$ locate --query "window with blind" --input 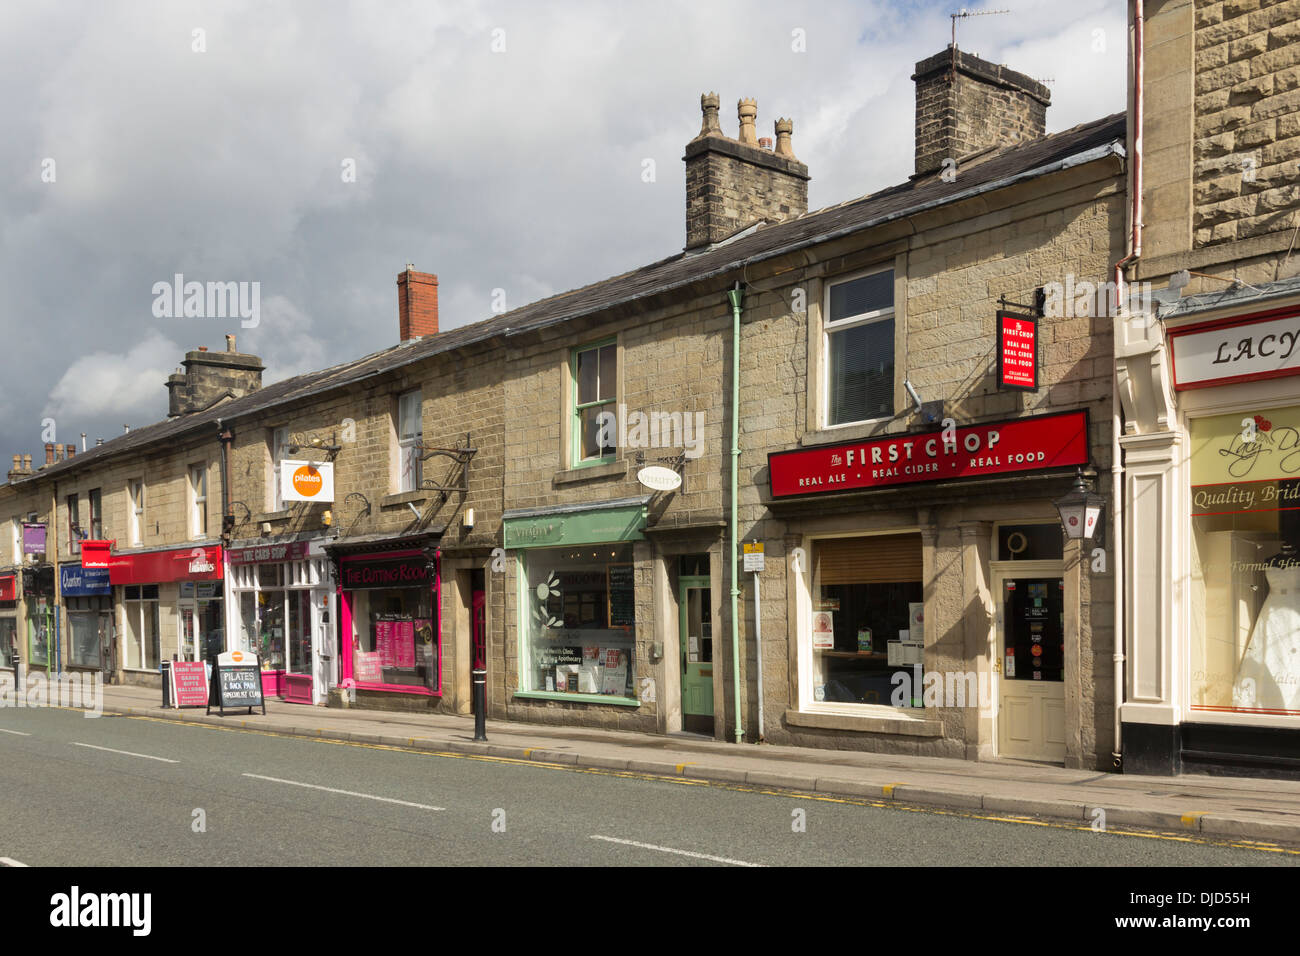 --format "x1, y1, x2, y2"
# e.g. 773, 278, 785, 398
825, 268, 895, 426
810, 534, 923, 708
